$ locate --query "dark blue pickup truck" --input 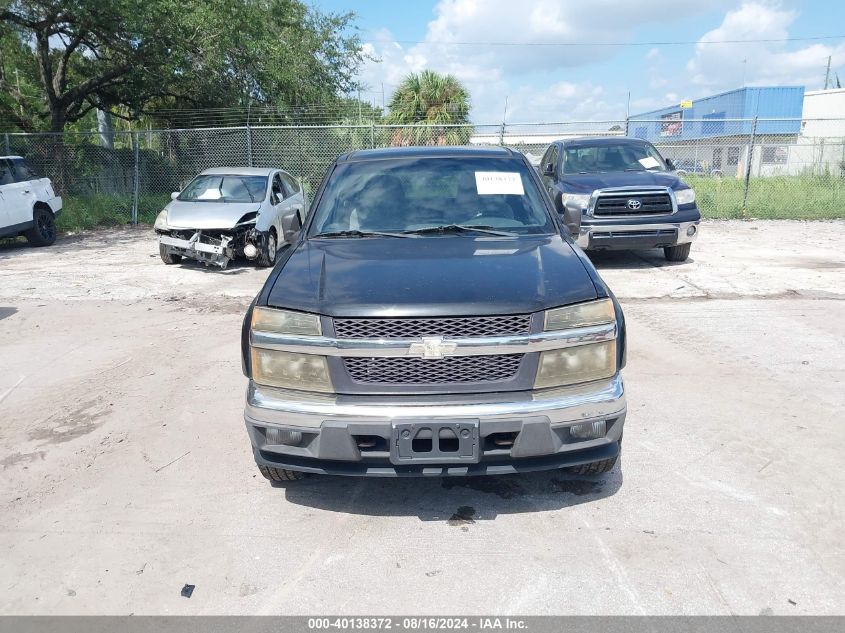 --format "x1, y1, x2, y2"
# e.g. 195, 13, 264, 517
539, 137, 700, 261
242, 146, 626, 481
